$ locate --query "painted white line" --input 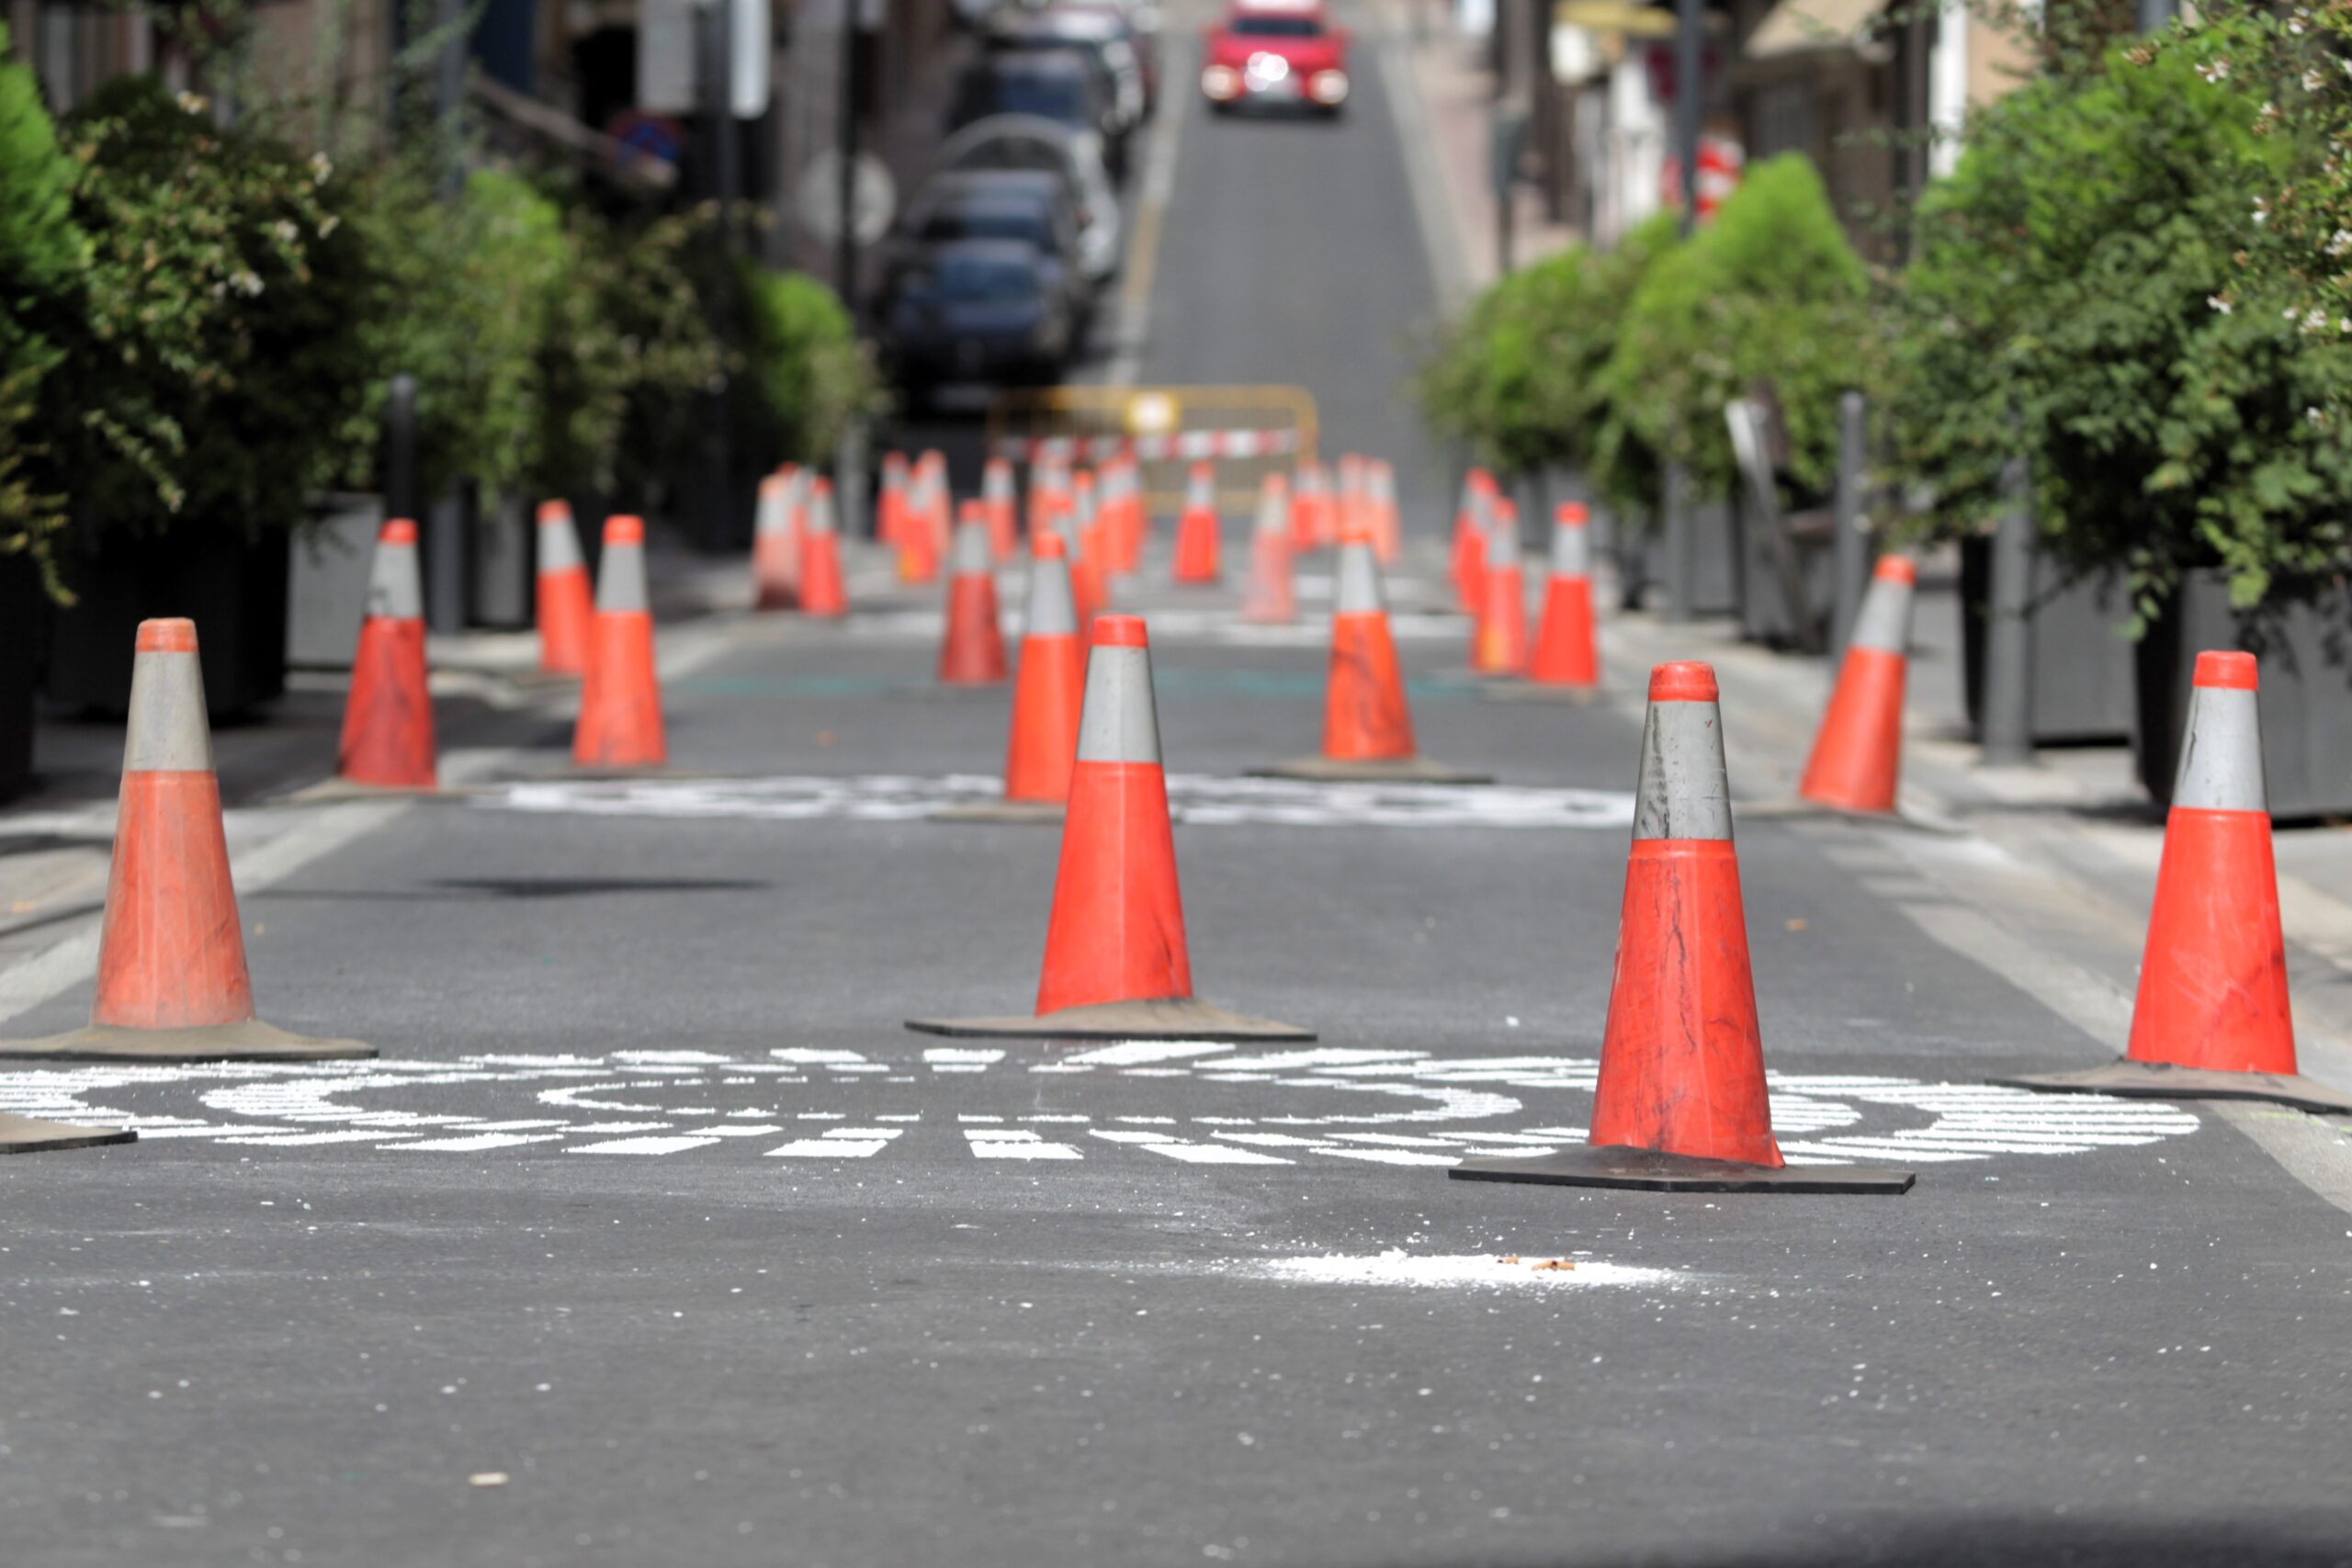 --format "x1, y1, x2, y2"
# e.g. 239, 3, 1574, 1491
391, 1134, 566, 1153
1066, 1041, 1233, 1066
966, 1129, 1084, 1160
1240, 1252, 1674, 1290
571, 1135, 725, 1156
